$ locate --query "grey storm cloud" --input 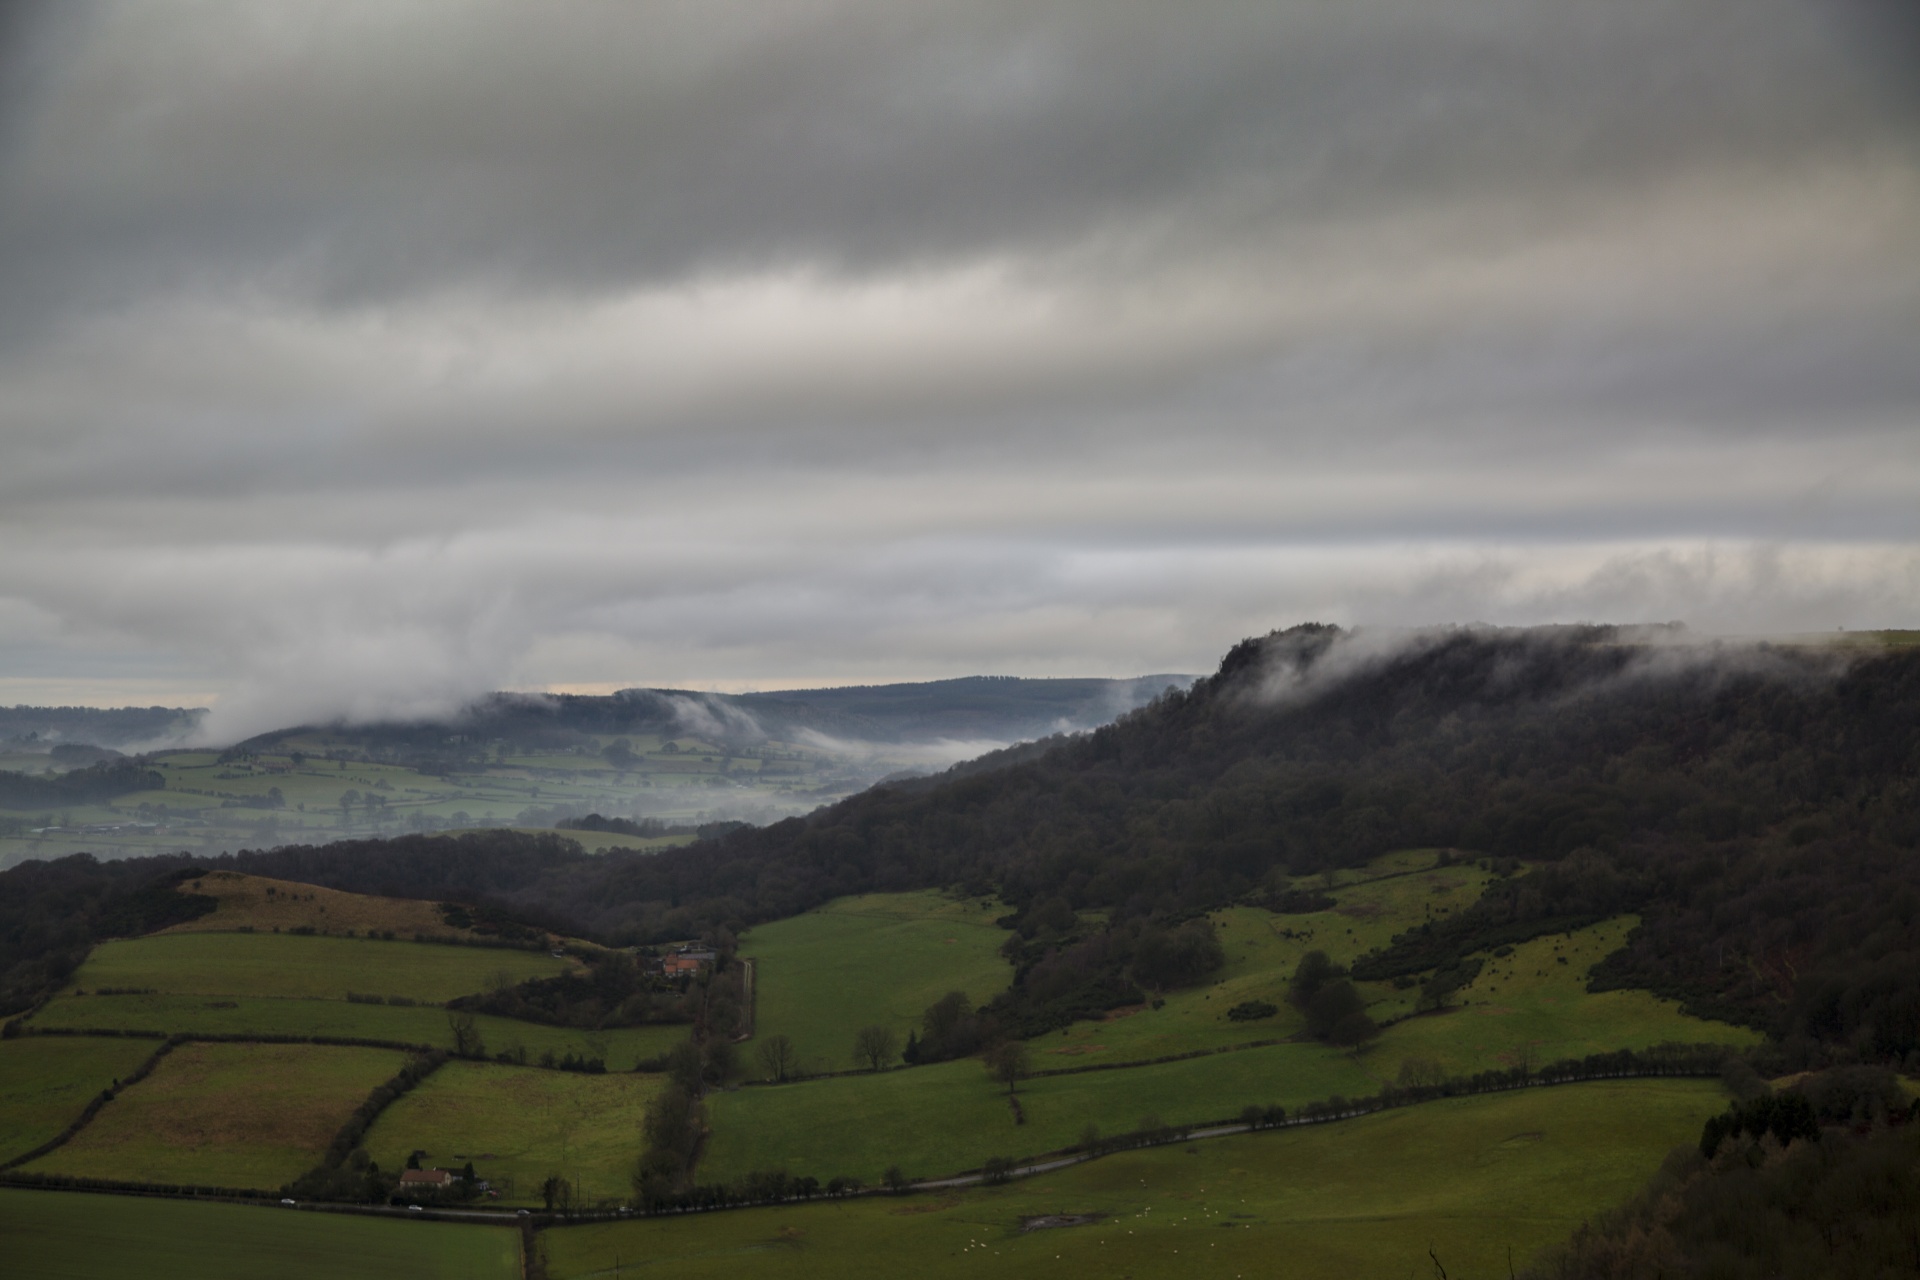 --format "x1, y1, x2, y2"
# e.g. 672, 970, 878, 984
0, 0, 1915, 735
